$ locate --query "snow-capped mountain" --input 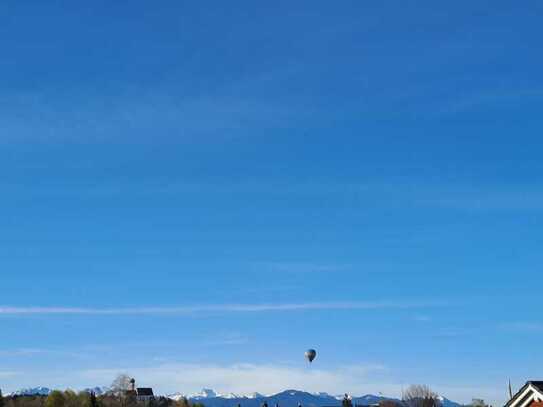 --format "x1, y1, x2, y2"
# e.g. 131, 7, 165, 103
166, 389, 462, 407
165, 389, 396, 407
437, 396, 463, 407
168, 389, 246, 401
82, 387, 110, 396
8, 387, 52, 396
192, 389, 220, 400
